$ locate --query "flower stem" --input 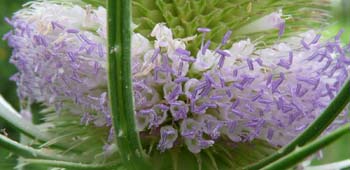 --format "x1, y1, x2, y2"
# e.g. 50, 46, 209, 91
107, 0, 150, 169
21, 159, 121, 170
261, 123, 350, 170
244, 80, 350, 170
